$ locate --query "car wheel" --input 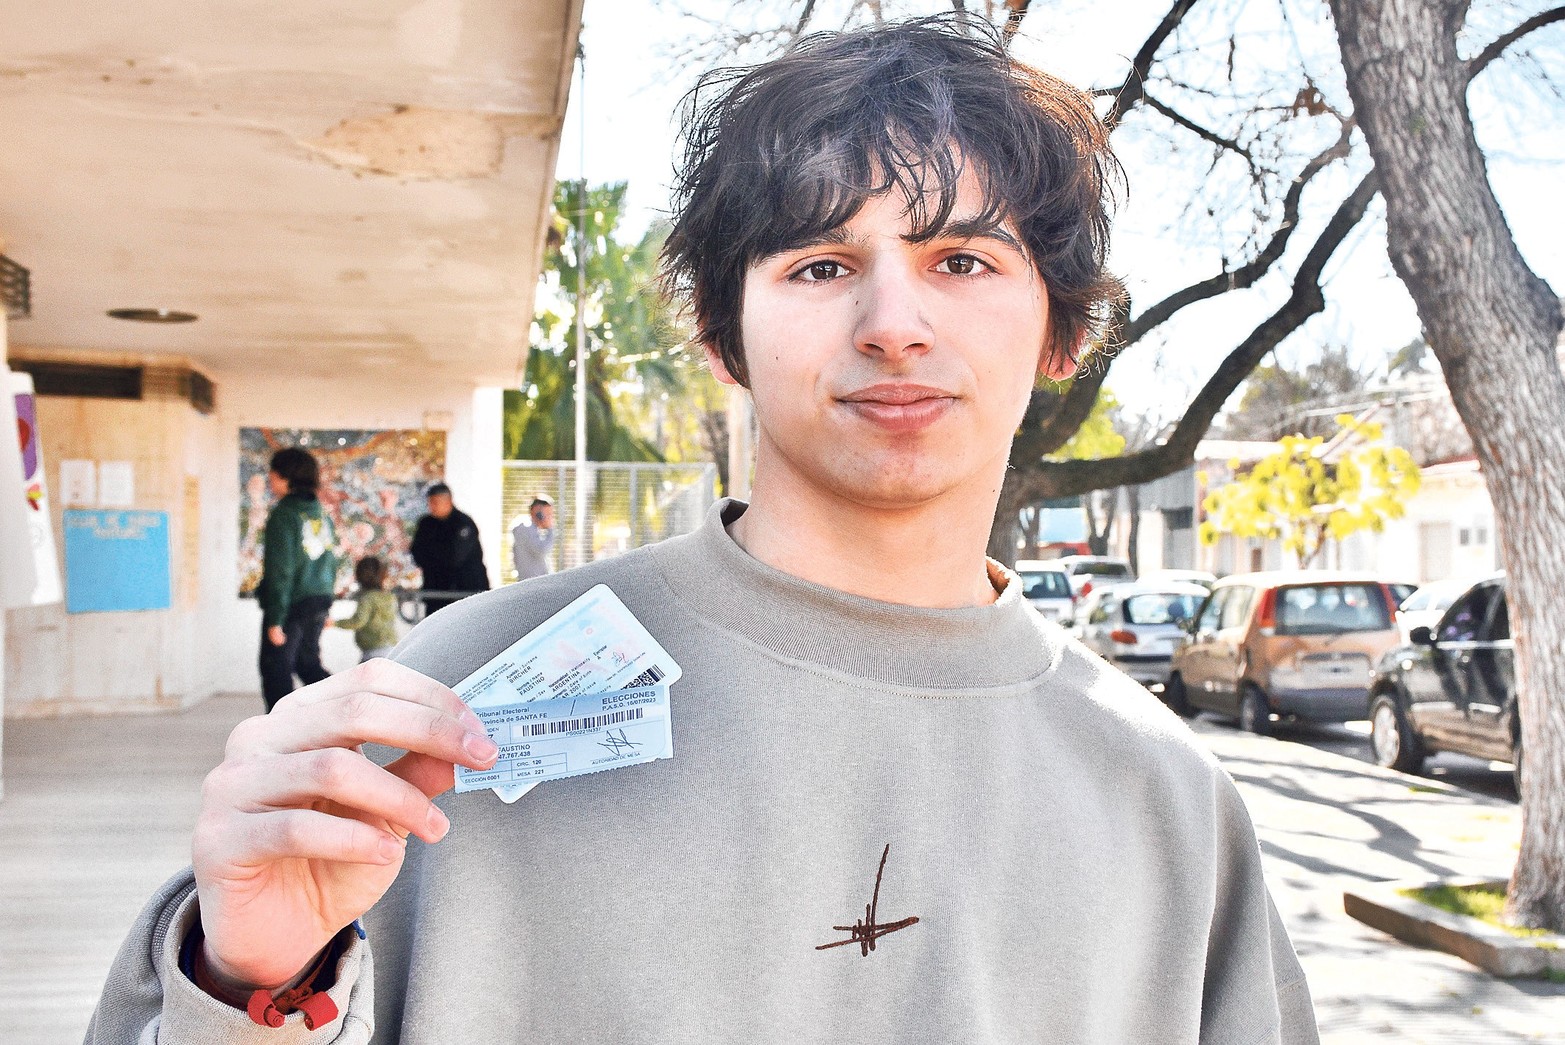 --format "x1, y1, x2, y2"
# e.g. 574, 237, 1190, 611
1239, 685, 1272, 736
1164, 673, 1195, 718
1369, 692, 1426, 774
